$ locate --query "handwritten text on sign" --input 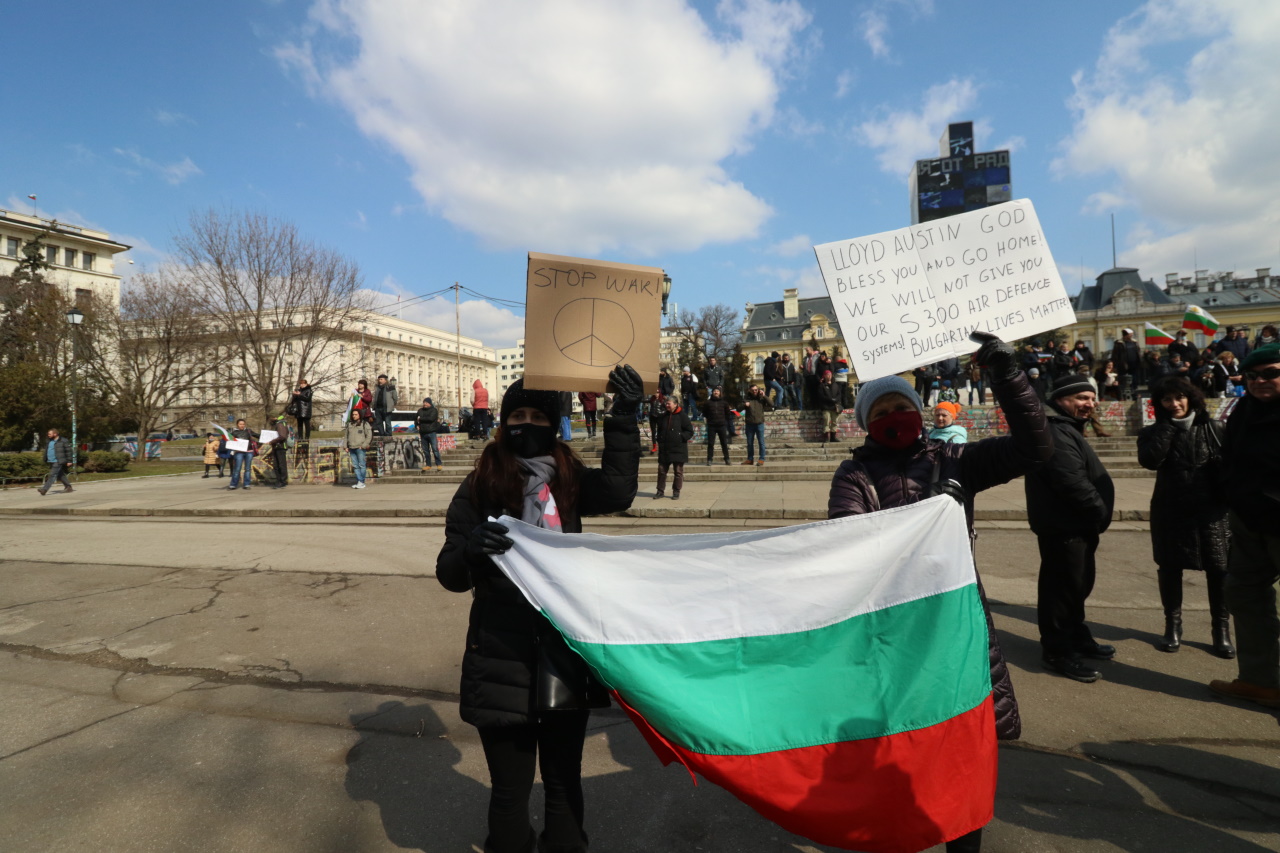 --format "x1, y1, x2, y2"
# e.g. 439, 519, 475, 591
813, 200, 1075, 382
